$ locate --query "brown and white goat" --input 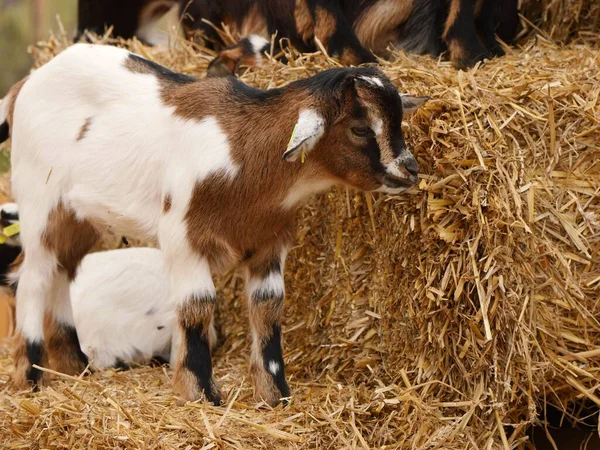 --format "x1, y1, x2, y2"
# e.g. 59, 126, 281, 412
1, 43, 428, 405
